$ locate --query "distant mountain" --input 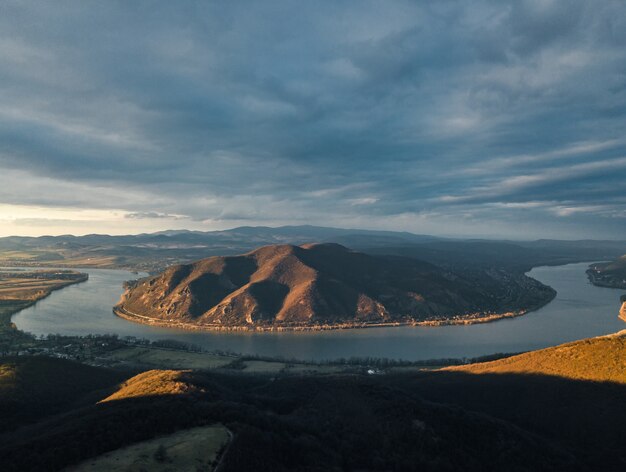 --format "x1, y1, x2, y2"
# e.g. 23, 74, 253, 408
0, 225, 439, 250
0, 225, 623, 274
115, 243, 555, 330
